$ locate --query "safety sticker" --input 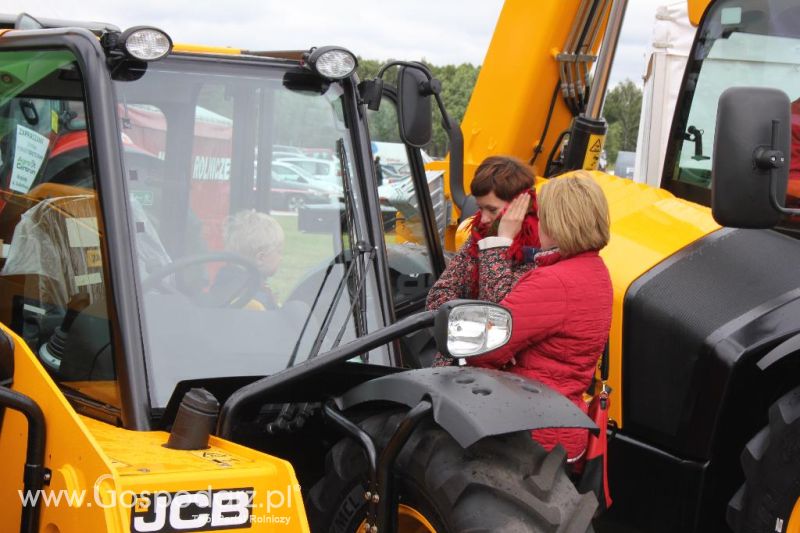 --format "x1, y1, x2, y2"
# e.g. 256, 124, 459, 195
65, 217, 100, 248
191, 450, 241, 468
131, 190, 154, 206
9, 125, 49, 194
582, 134, 604, 170
86, 248, 103, 268
75, 273, 102, 287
